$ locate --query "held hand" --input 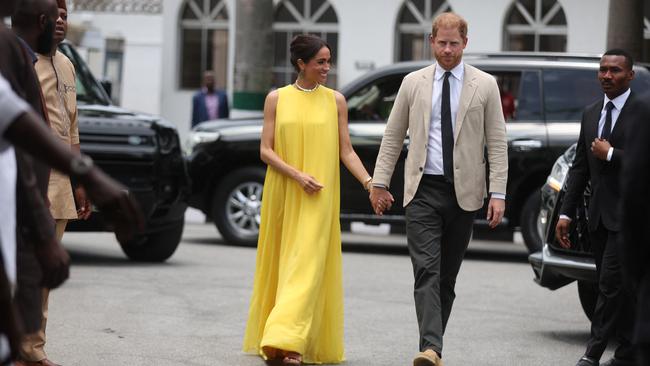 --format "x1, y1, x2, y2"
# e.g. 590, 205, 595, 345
369, 187, 394, 216
555, 218, 572, 249
591, 138, 611, 161
296, 172, 324, 194
486, 198, 505, 228
81, 168, 144, 244
34, 239, 70, 289
74, 186, 92, 220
